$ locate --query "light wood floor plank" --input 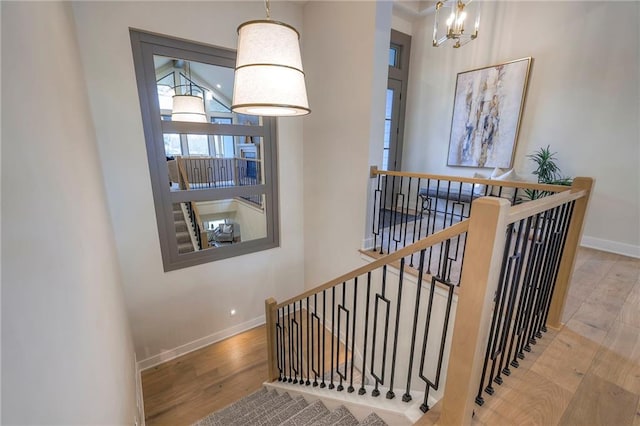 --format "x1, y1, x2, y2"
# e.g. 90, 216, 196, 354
590, 320, 640, 395
559, 373, 638, 426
